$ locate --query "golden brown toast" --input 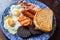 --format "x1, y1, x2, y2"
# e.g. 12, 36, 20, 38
33, 8, 53, 32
